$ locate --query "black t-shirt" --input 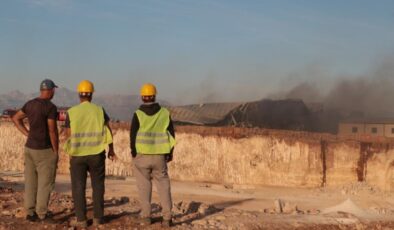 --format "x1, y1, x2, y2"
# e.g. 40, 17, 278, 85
21, 98, 57, 150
